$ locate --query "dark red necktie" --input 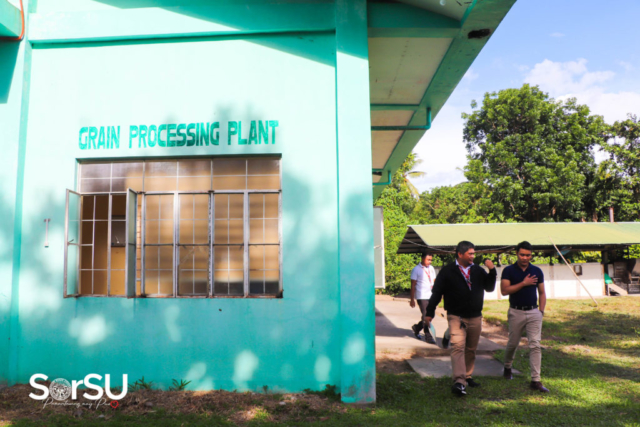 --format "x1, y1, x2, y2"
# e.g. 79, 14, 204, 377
458, 266, 472, 290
